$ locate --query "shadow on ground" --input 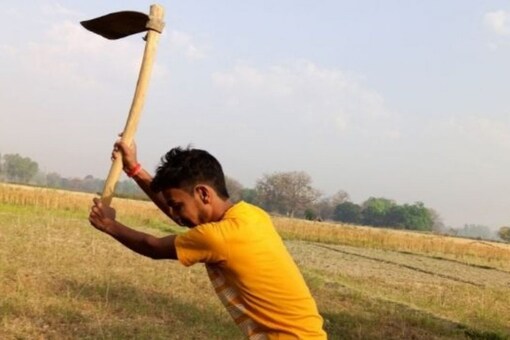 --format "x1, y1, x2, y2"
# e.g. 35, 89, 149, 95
315, 280, 508, 340
39, 277, 241, 339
